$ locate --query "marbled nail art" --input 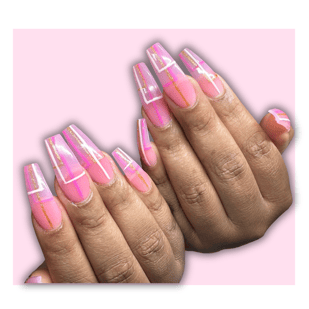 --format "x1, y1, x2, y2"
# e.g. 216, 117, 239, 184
179, 48, 224, 98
